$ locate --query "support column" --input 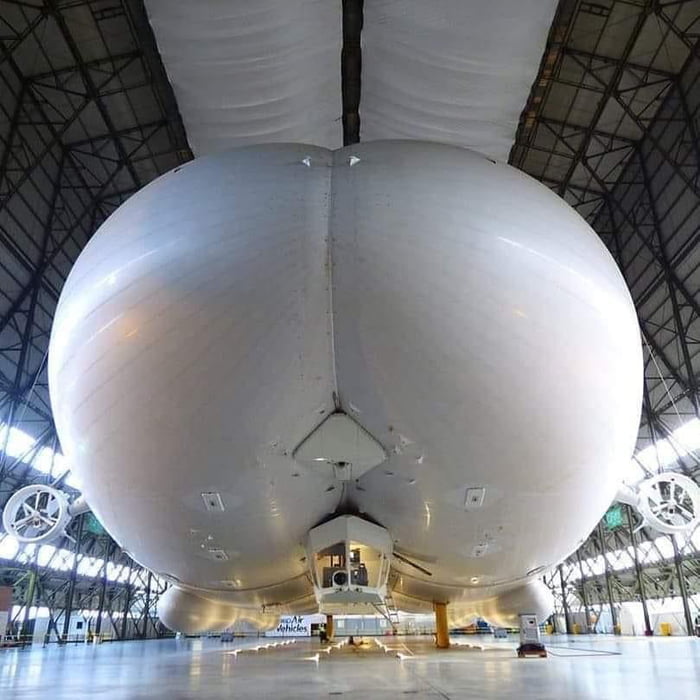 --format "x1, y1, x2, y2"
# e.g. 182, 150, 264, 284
142, 571, 153, 638
671, 536, 693, 636
325, 614, 334, 640
626, 506, 652, 636
558, 565, 573, 634
61, 514, 84, 642
597, 523, 618, 633
21, 565, 37, 643
575, 551, 593, 633
95, 552, 109, 636
434, 601, 449, 649
120, 565, 132, 640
